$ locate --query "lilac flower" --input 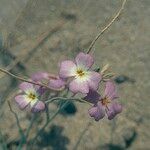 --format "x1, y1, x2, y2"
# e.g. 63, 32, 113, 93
48, 76, 66, 90
85, 81, 122, 121
31, 72, 49, 82
31, 72, 66, 90
59, 52, 101, 94
15, 82, 45, 112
